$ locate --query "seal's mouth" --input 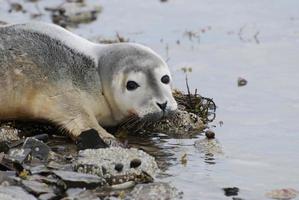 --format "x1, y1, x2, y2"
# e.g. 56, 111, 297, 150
118, 110, 178, 133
